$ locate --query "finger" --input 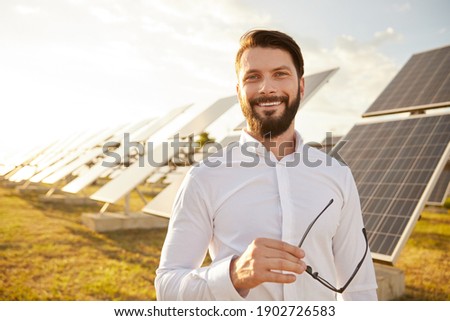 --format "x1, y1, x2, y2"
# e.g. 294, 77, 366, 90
265, 257, 307, 274
262, 247, 304, 264
256, 238, 305, 259
264, 270, 298, 284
